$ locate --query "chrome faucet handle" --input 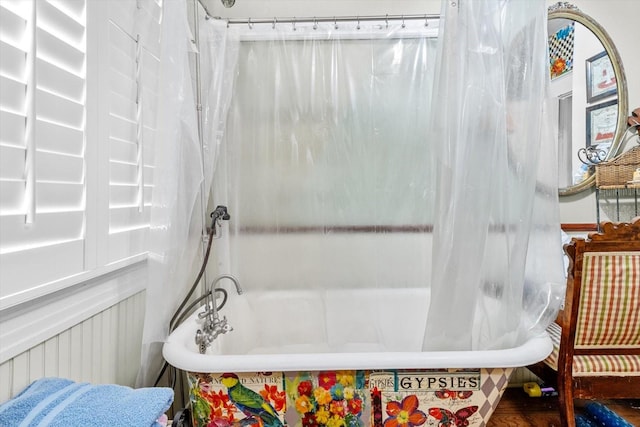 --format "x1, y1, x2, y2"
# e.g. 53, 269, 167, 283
194, 316, 233, 354
215, 315, 232, 332
197, 303, 219, 322
209, 316, 230, 340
